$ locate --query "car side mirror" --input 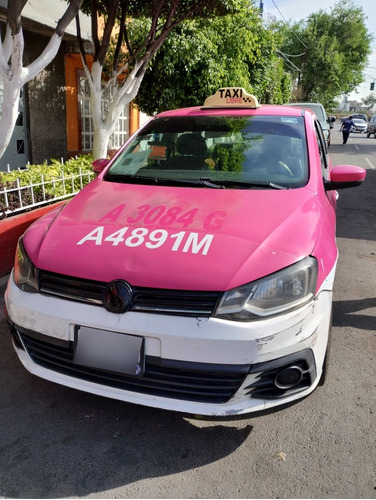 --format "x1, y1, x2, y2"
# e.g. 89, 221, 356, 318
92, 158, 110, 175
324, 165, 366, 191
